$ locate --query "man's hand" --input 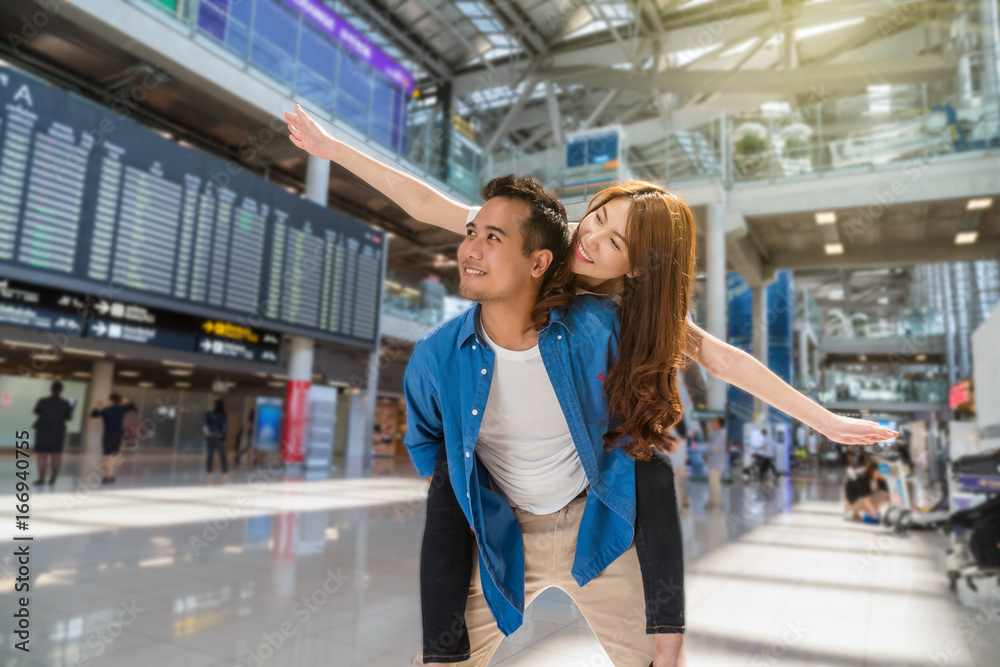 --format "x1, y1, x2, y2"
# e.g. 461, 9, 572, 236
285, 104, 335, 160
821, 415, 898, 445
